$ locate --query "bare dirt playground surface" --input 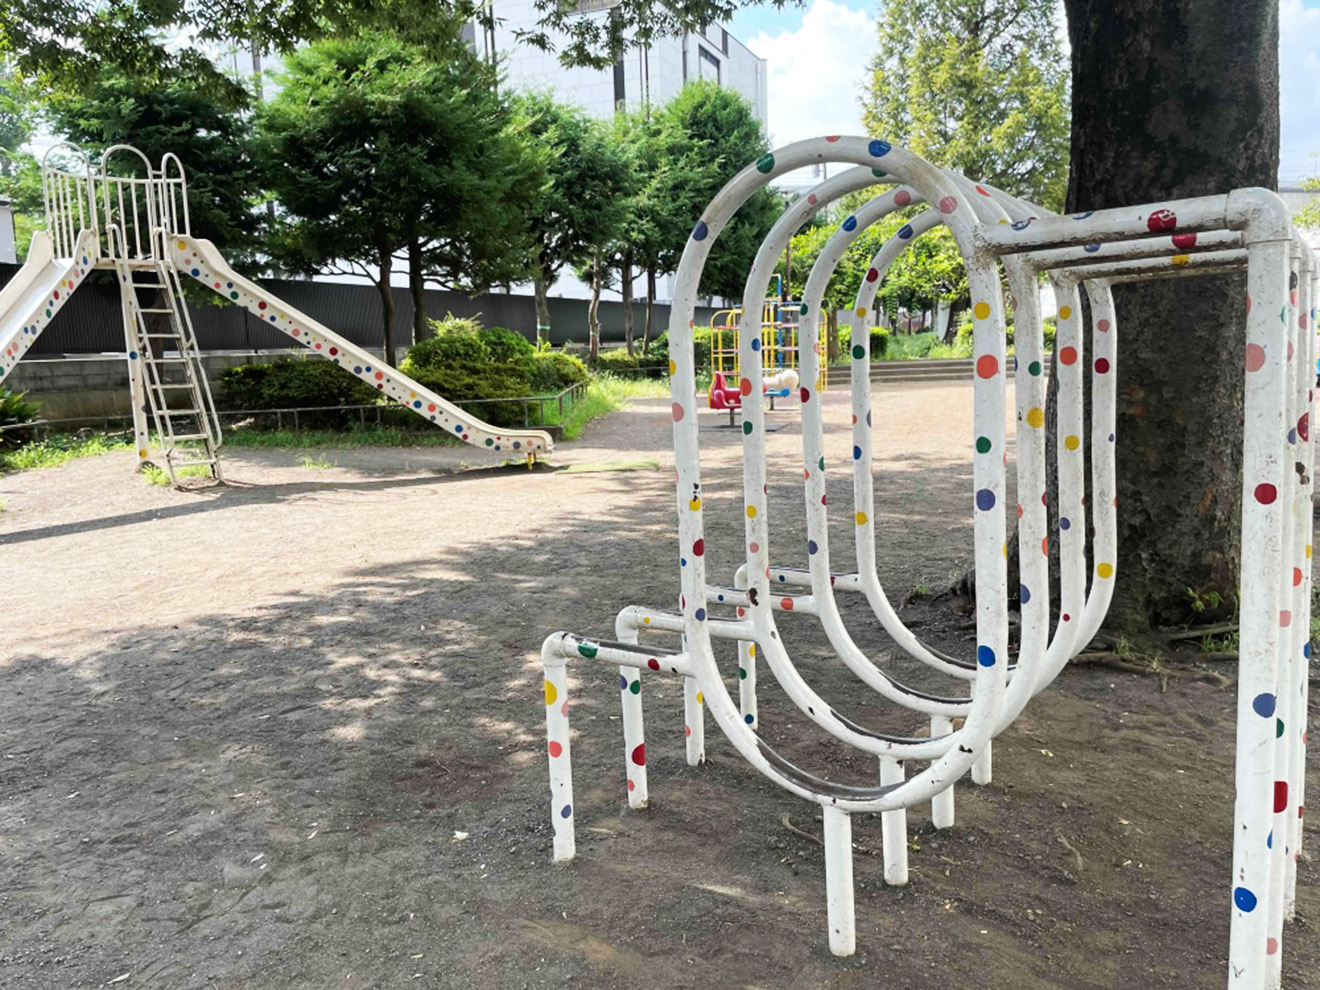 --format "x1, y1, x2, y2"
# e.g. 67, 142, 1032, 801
1, 382, 1317, 989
